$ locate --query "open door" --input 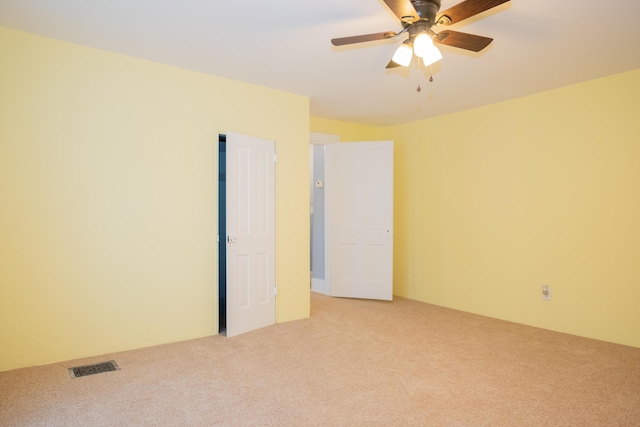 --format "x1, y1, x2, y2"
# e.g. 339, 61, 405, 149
325, 141, 393, 300
225, 132, 276, 337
